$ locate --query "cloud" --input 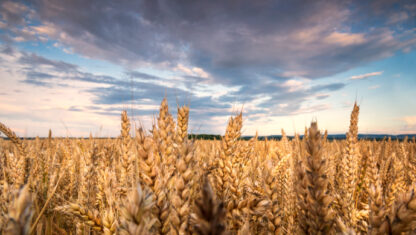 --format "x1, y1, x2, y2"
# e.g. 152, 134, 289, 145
222, 80, 345, 117
389, 11, 409, 24
1, 1, 415, 135
0, 45, 349, 135
324, 32, 366, 46
350, 71, 384, 80
311, 83, 346, 92
0, 46, 232, 120
126, 71, 164, 81
280, 79, 305, 92
315, 94, 330, 100
368, 85, 381, 90
18, 53, 78, 72
1, 0, 414, 87
403, 116, 416, 126
174, 64, 210, 79
0, 1, 29, 25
